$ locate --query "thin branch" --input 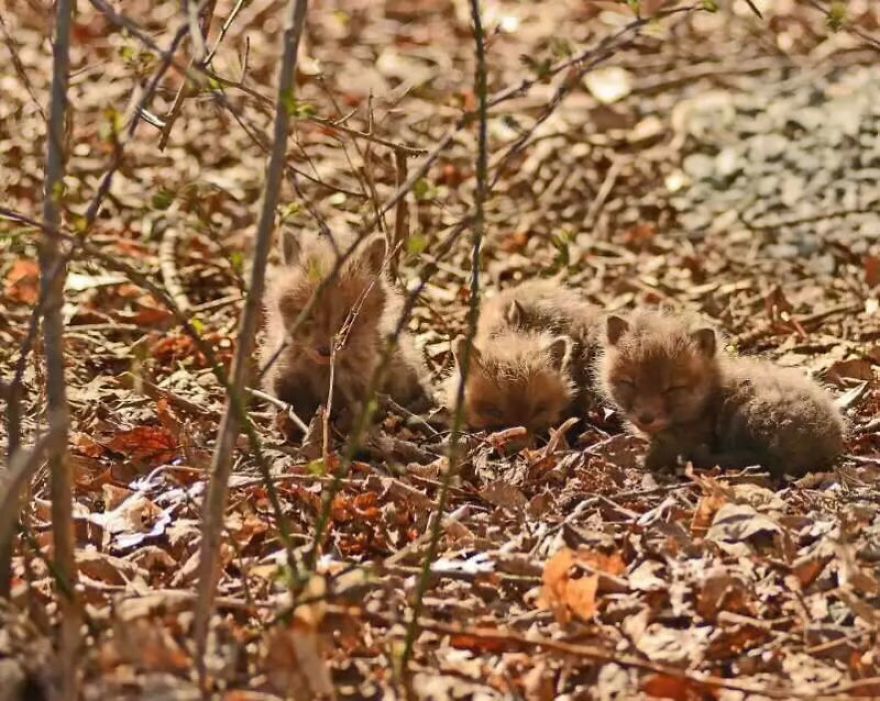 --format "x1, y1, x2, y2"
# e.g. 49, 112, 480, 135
0, 12, 46, 122
158, 0, 218, 150
194, 0, 310, 677
41, 0, 79, 693
0, 207, 297, 639
3, 22, 188, 472
204, 0, 247, 65
798, 0, 880, 51
354, 609, 814, 700
402, 0, 489, 669
390, 149, 409, 279
0, 436, 51, 597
